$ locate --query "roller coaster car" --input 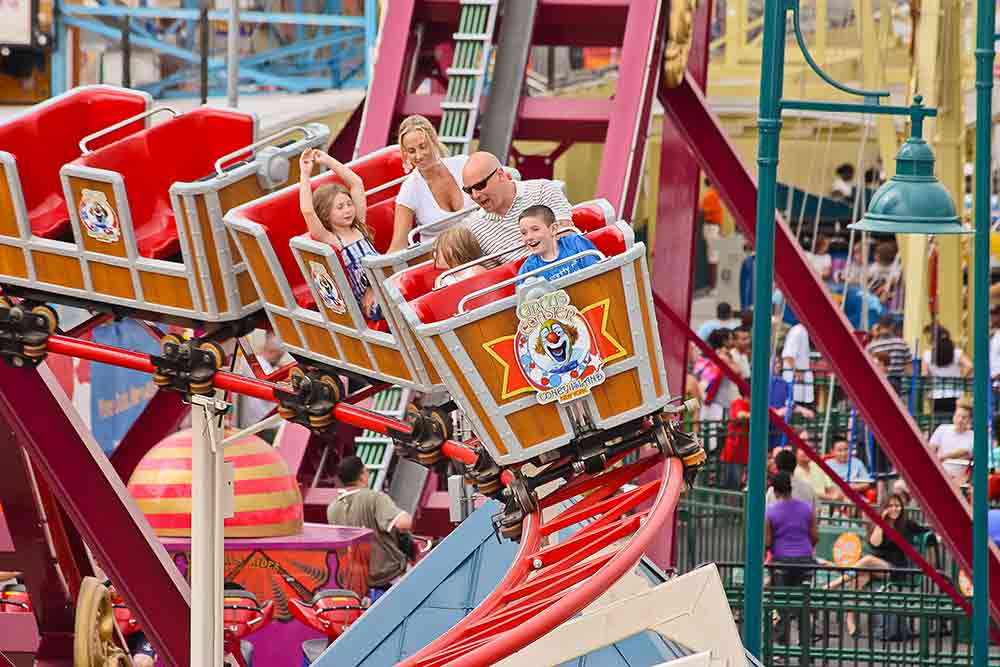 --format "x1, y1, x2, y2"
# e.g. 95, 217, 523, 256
392, 220, 670, 477
224, 146, 427, 389
0, 583, 31, 613
223, 589, 274, 667
288, 588, 364, 642
226, 182, 613, 396
0, 87, 330, 327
